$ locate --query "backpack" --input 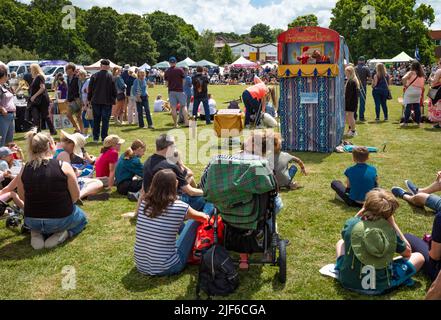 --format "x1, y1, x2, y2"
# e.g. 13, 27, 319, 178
188, 215, 225, 265
196, 210, 239, 299
196, 244, 239, 299
195, 76, 204, 94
